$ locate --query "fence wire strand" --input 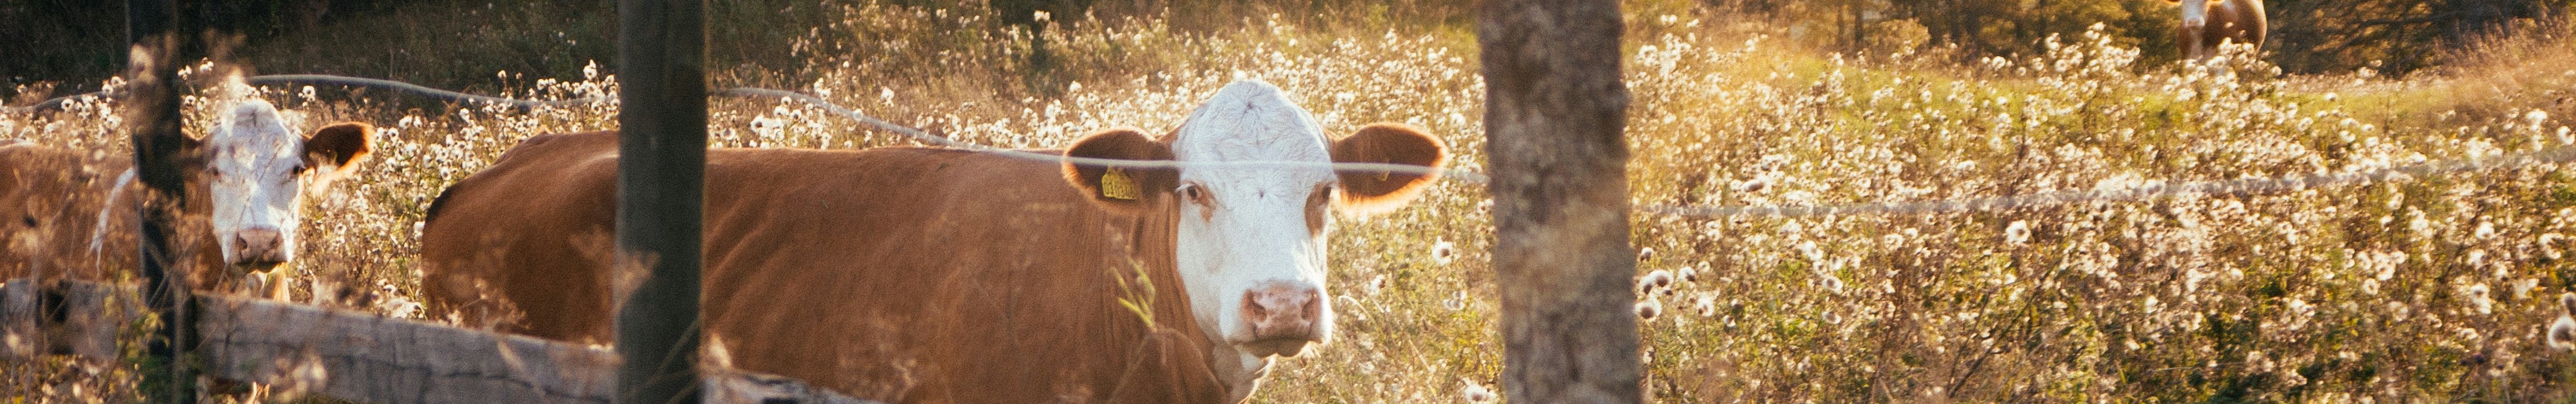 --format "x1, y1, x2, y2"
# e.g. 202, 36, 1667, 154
11, 74, 2566, 219
1643, 147, 2576, 218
